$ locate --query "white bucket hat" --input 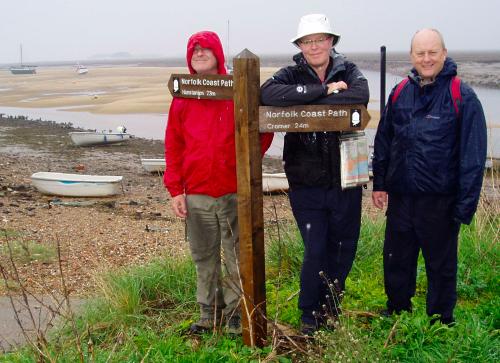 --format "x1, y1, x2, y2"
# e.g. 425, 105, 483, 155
290, 13, 340, 47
